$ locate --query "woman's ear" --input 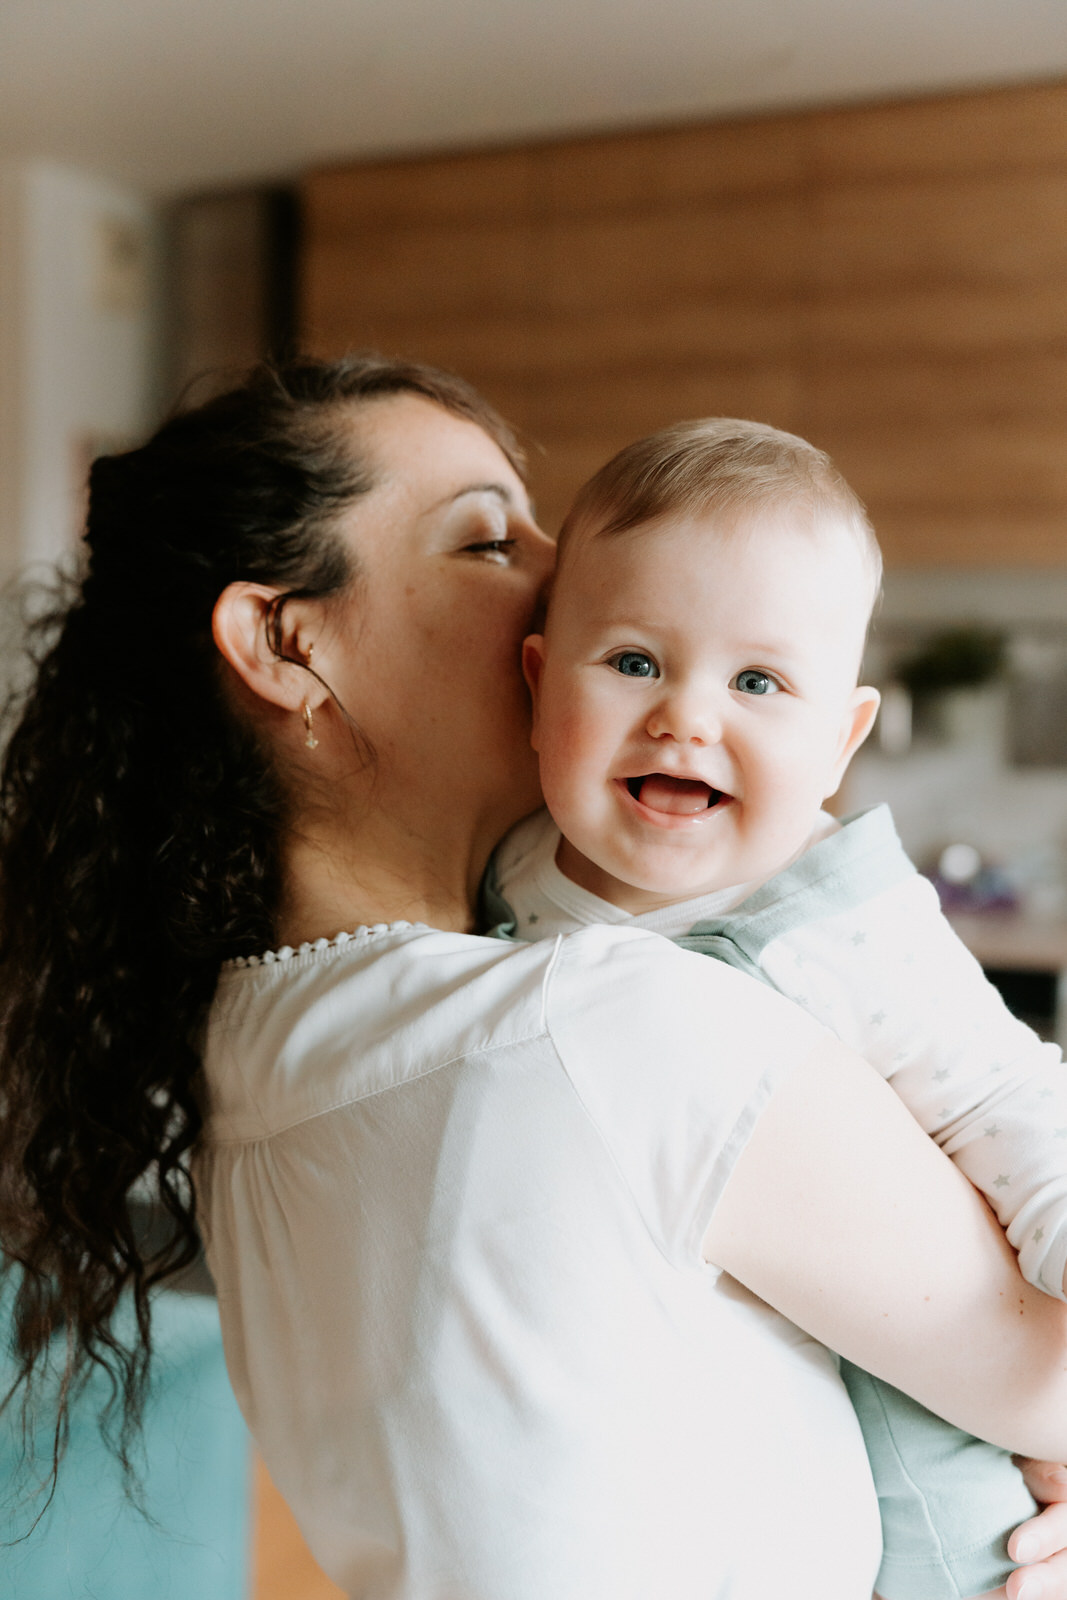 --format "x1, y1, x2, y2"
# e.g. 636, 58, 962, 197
522, 635, 546, 750
212, 583, 327, 713
825, 685, 881, 797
